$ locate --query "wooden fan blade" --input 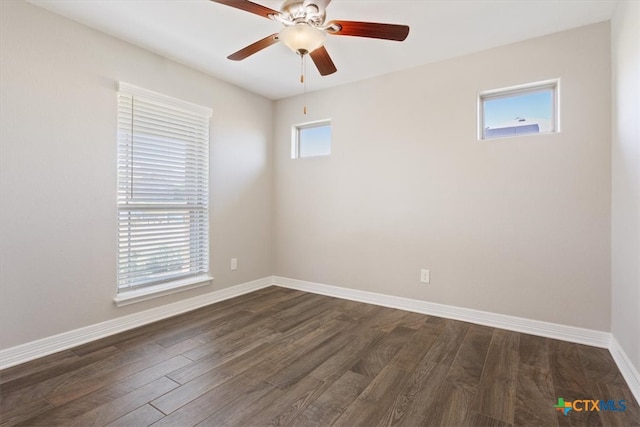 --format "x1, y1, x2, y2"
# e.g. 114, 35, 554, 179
310, 46, 337, 76
227, 34, 279, 60
210, 0, 279, 19
327, 20, 409, 41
